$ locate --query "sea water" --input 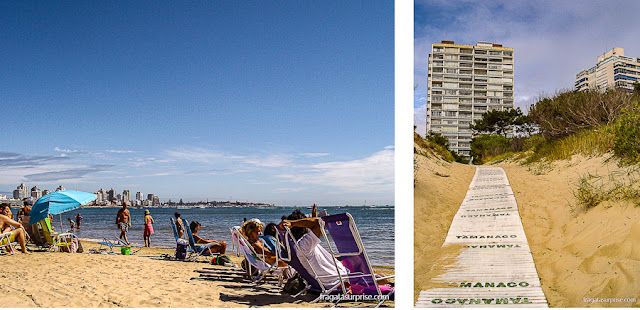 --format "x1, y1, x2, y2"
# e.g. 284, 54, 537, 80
24, 205, 394, 266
